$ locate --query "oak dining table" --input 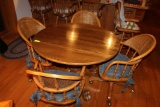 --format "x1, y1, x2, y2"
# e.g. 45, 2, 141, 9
32, 23, 120, 67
